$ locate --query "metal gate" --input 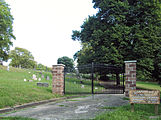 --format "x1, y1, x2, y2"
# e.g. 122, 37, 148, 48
64, 63, 124, 94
